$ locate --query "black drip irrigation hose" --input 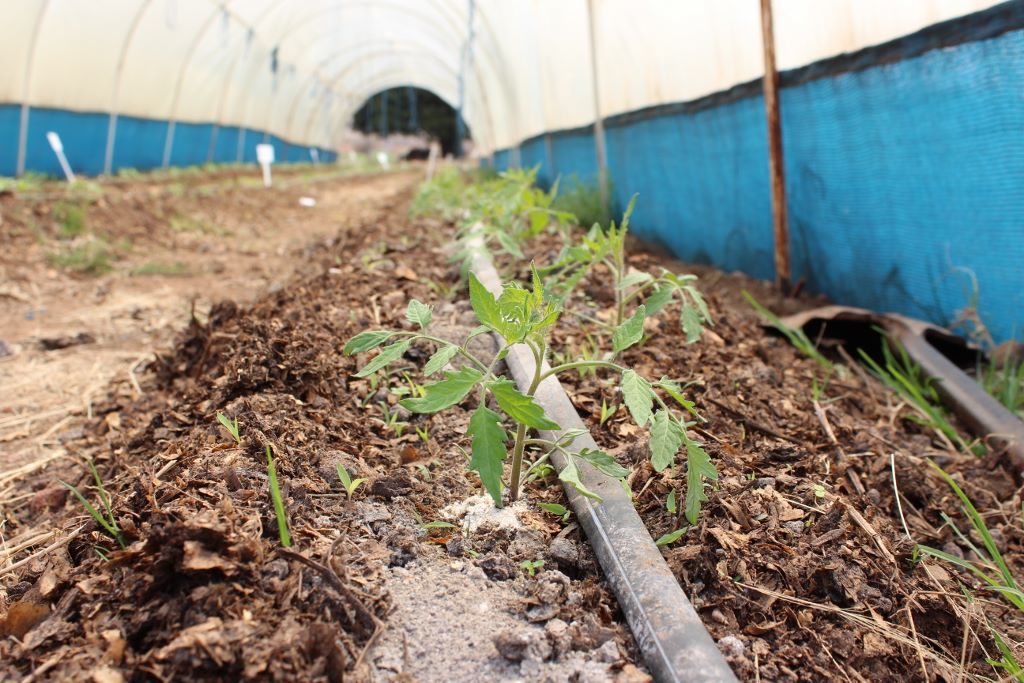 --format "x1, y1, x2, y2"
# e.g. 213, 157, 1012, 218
468, 246, 737, 683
